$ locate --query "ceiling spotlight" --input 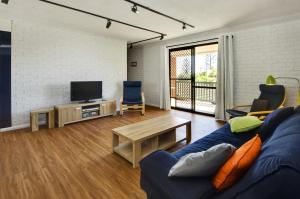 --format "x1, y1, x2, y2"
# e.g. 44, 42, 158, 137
131, 4, 139, 14
182, 23, 187, 31
160, 35, 164, 40
1, 0, 9, 4
106, 20, 112, 29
